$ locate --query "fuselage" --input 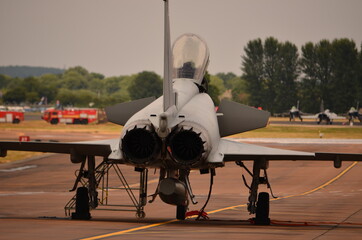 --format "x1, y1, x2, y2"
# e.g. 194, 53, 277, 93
119, 33, 221, 170
120, 78, 220, 169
